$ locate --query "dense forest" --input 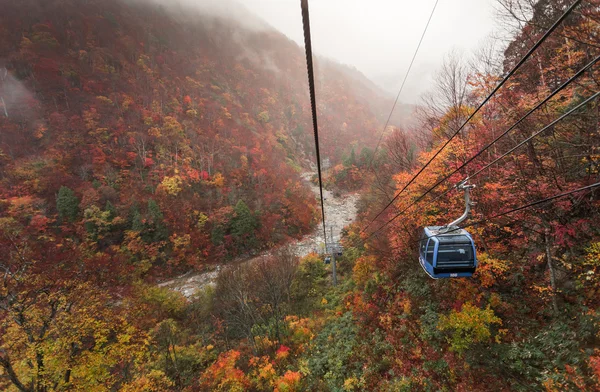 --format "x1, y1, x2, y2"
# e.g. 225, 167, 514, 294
0, 0, 393, 274
1, 0, 599, 391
